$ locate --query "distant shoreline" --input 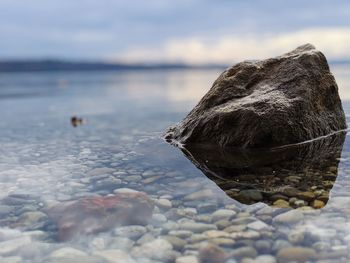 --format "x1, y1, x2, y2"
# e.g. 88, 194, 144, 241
0, 60, 227, 73
0, 59, 348, 73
